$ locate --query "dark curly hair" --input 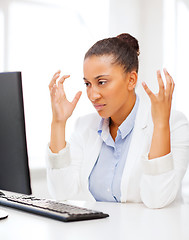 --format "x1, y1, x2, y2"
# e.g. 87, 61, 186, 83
84, 33, 139, 73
